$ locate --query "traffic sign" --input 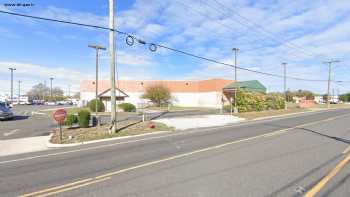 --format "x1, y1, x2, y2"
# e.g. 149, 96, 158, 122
53, 109, 67, 124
